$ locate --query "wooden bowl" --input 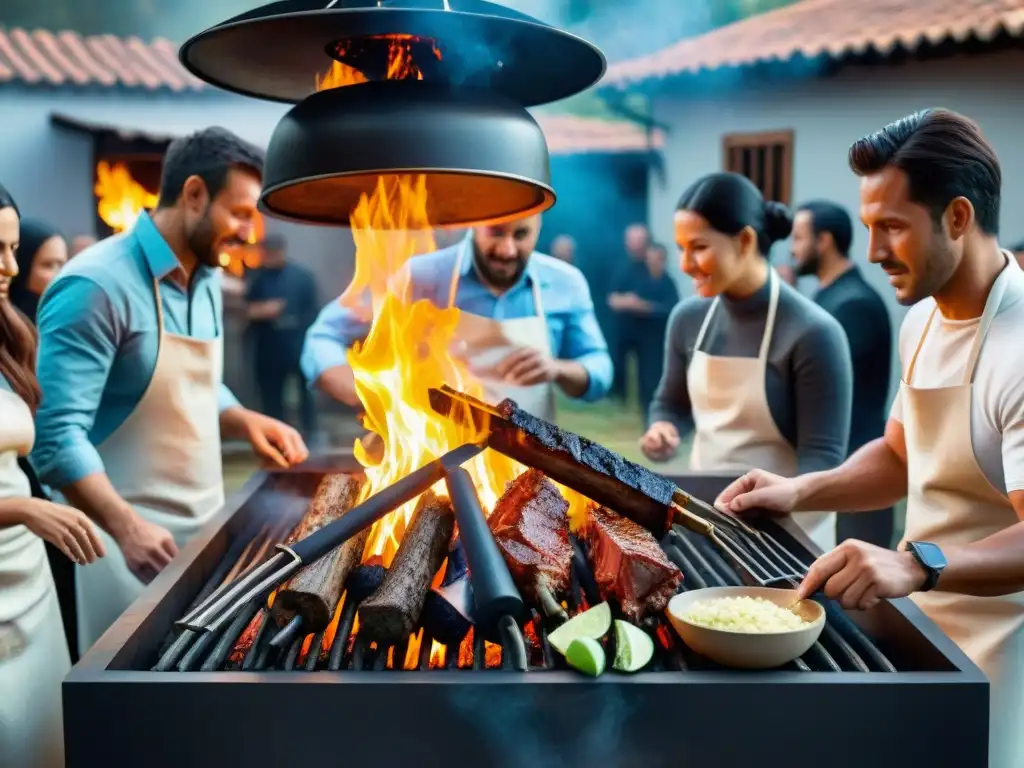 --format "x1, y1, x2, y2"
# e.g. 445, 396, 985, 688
666, 587, 826, 670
